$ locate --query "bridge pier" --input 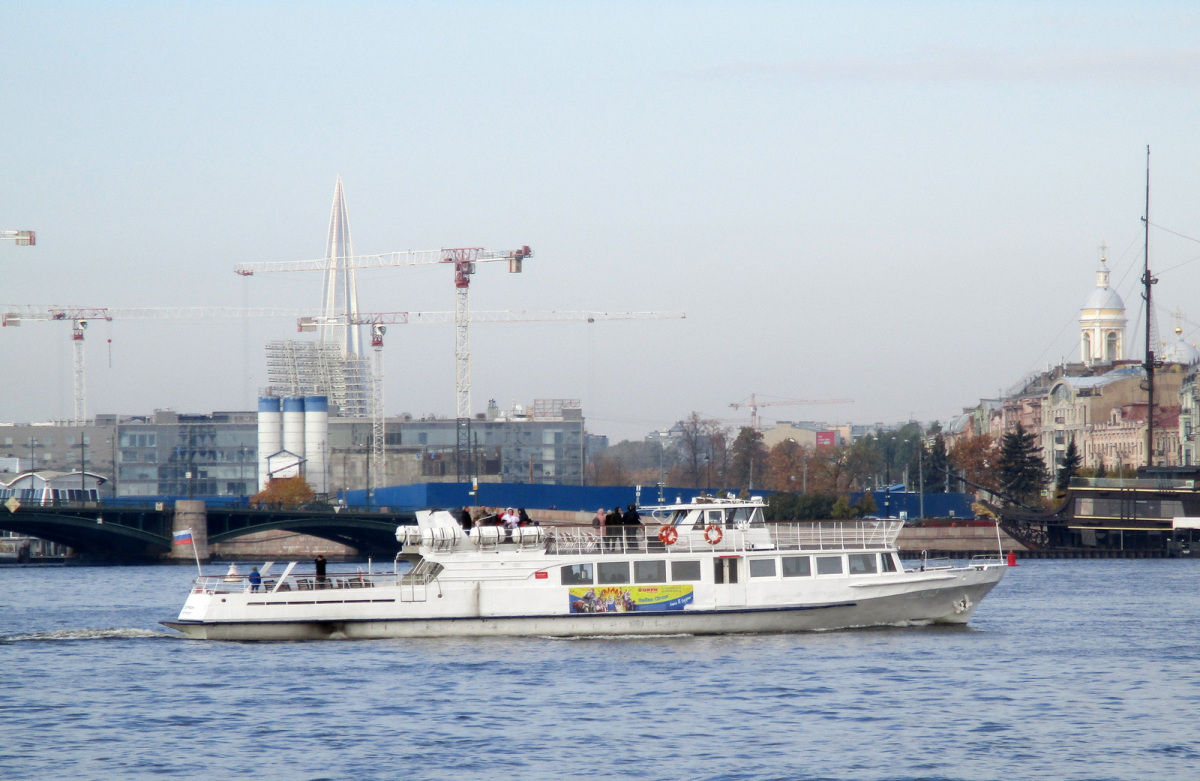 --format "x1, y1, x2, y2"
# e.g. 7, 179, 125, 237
169, 500, 210, 563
